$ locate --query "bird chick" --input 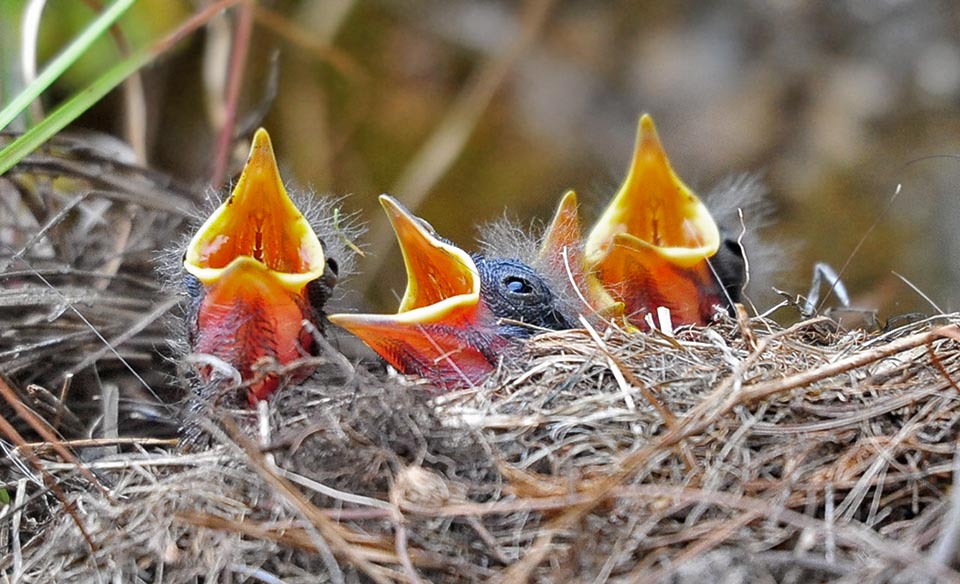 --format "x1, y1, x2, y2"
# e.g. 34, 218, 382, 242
486, 114, 766, 331
329, 195, 572, 390
581, 114, 752, 328
181, 128, 349, 403
479, 189, 622, 329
